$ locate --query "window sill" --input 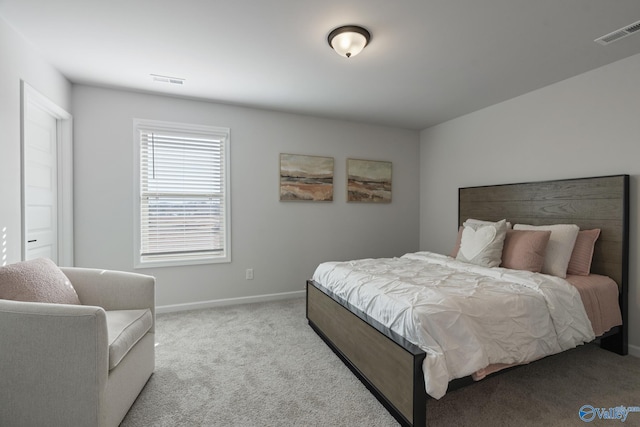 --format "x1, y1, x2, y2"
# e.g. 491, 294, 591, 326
135, 254, 230, 269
